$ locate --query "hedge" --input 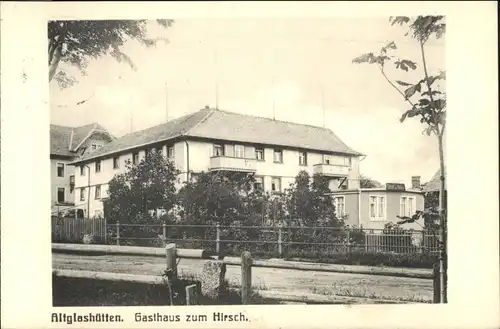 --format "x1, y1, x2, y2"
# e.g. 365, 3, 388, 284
284, 251, 438, 269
